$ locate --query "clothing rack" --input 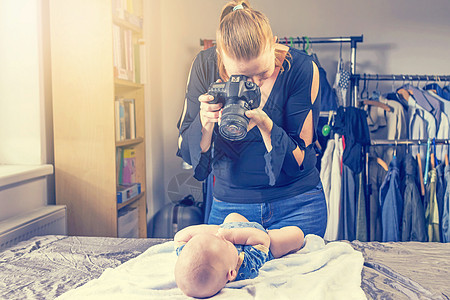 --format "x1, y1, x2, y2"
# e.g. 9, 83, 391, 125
200, 35, 364, 107
357, 73, 450, 240
356, 74, 450, 82
371, 139, 450, 146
